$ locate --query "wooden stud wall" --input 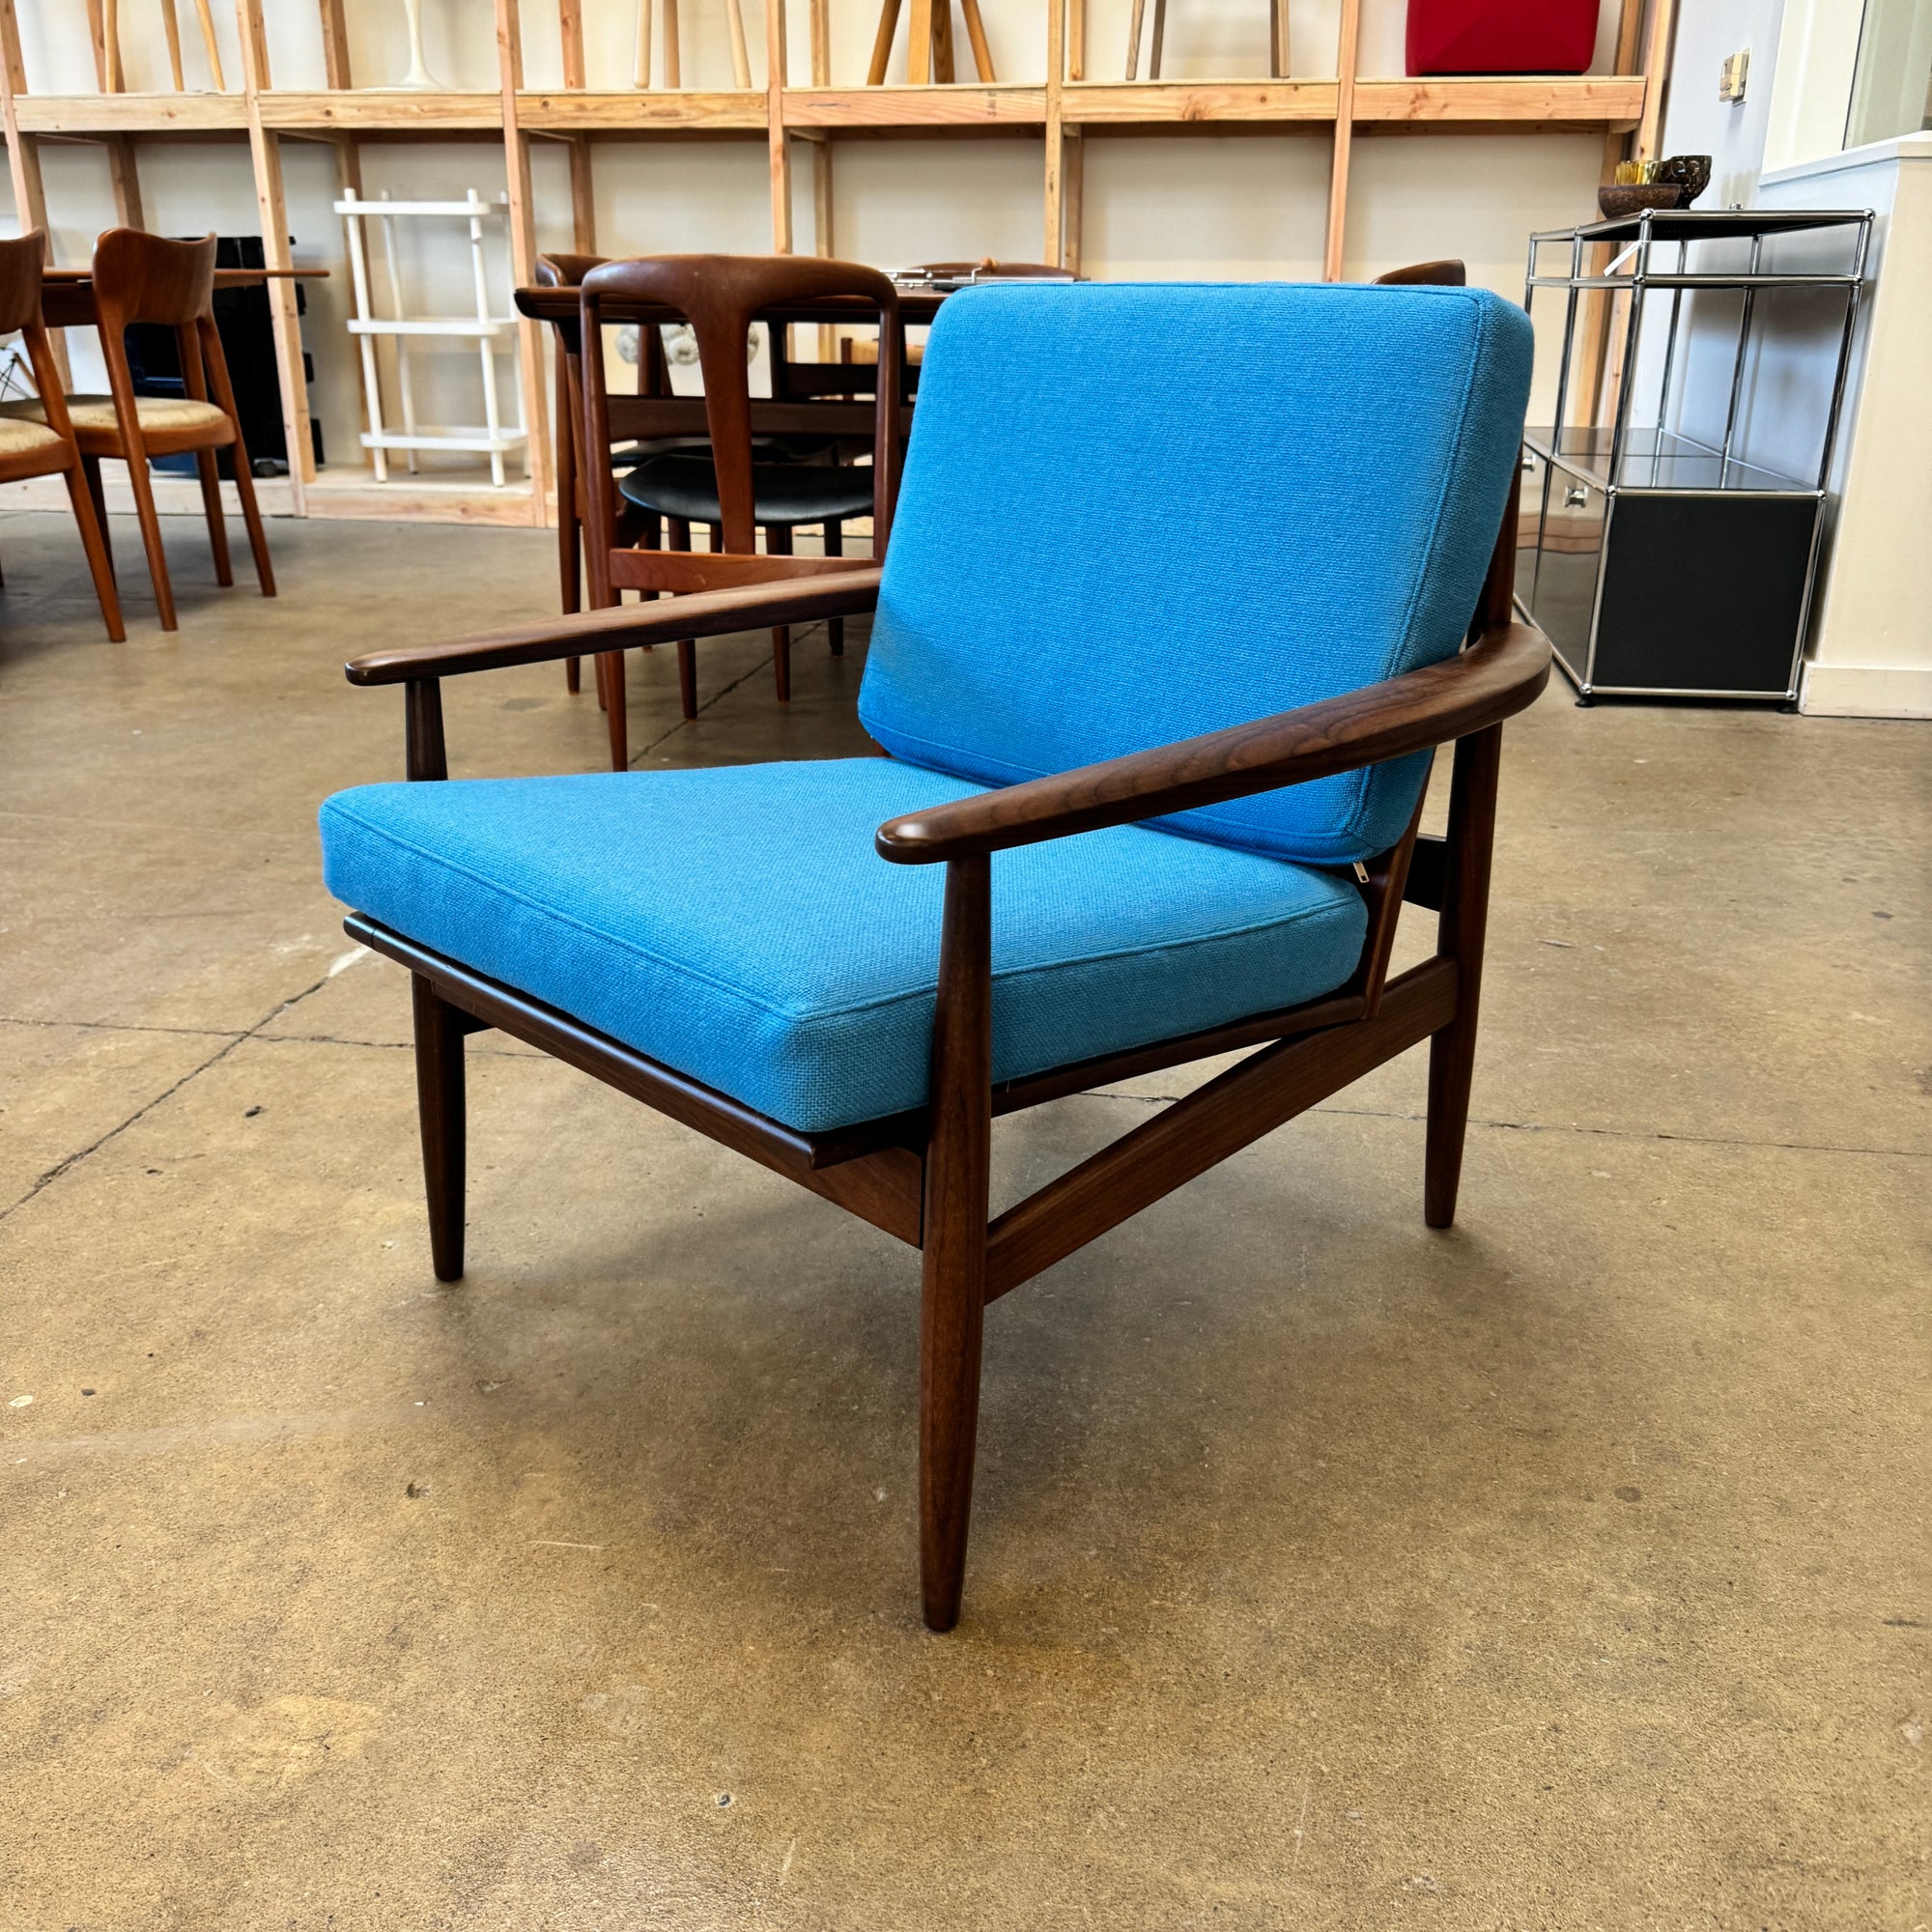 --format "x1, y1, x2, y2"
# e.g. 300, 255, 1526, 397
0, 0, 1664, 525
